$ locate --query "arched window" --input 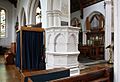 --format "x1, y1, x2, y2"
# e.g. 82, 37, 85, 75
0, 9, 6, 38
36, 6, 41, 24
